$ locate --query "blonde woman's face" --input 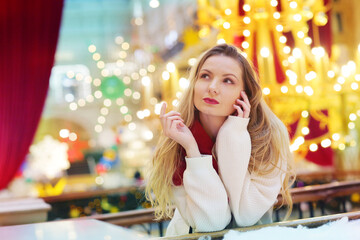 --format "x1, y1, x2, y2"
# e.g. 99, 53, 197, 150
194, 55, 244, 117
